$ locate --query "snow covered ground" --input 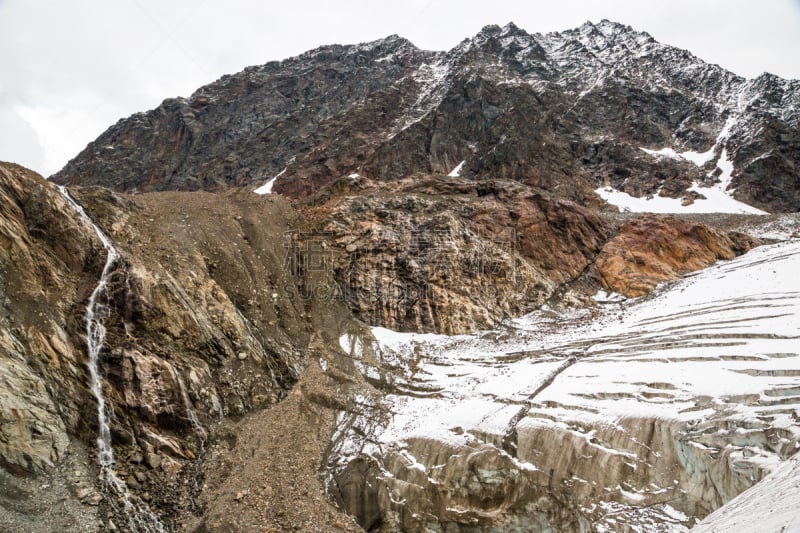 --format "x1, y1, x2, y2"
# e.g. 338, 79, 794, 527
597, 113, 768, 216
597, 147, 768, 215
595, 184, 766, 215
447, 160, 466, 177
366, 239, 800, 448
